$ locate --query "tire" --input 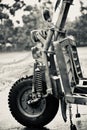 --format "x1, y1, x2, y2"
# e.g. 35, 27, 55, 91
8, 76, 59, 127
